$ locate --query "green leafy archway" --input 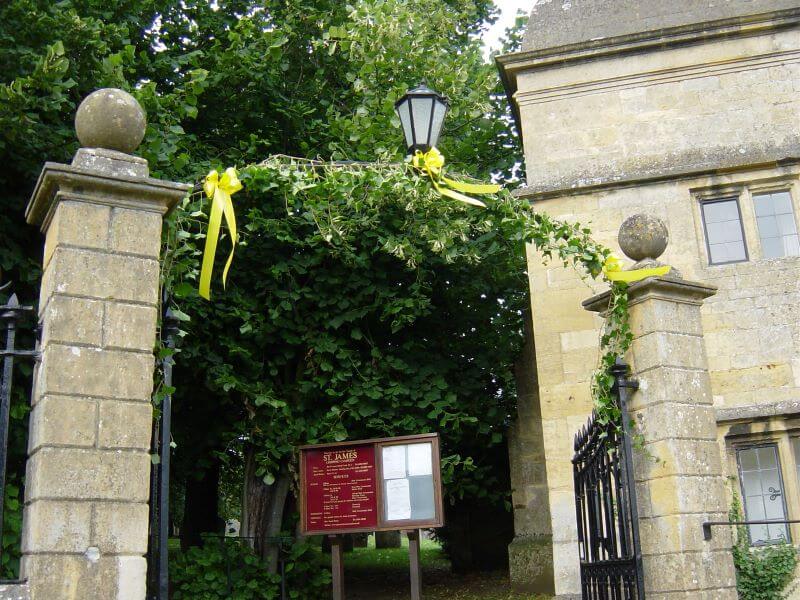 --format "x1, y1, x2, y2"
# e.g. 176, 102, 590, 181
162, 158, 633, 523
